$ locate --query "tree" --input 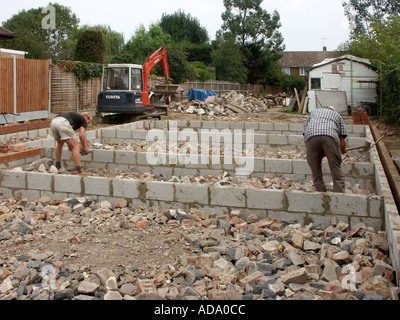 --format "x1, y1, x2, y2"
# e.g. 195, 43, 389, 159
74, 30, 105, 64
343, 0, 400, 35
77, 25, 124, 64
159, 10, 209, 44
342, 15, 400, 124
1, 2, 79, 60
116, 24, 172, 64
211, 36, 248, 83
219, 0, 285, 84
221, 0, 284, 48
